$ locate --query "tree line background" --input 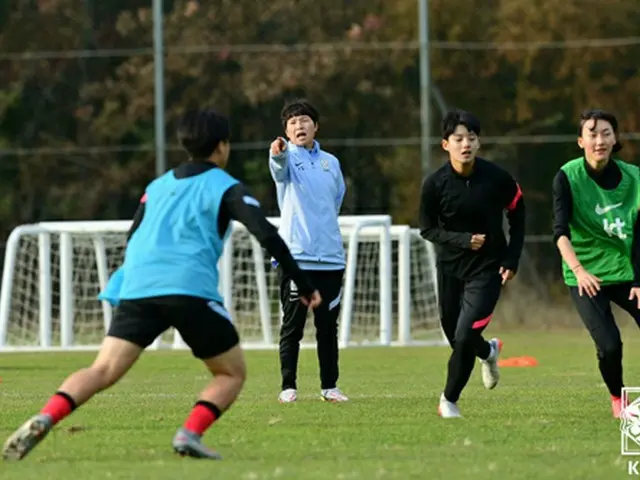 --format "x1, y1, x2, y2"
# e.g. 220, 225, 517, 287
0, 0, 639, 319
